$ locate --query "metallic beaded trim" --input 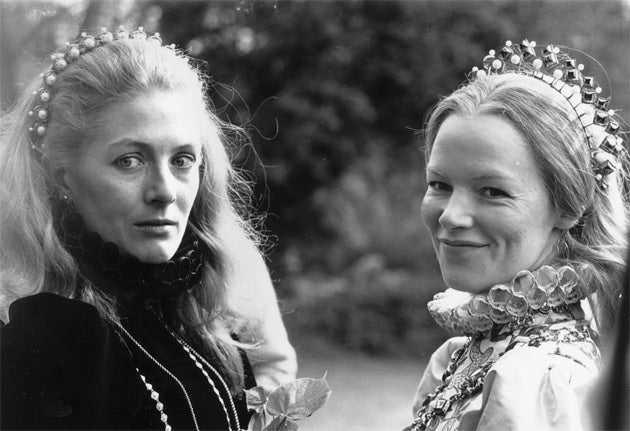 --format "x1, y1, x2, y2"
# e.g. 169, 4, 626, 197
147, 306, 242, 431
180, 341, 240, 431
469, 39, 626, 189
405, 325, 593, 431
405, 338, 491, 431
114, 322, 201, 431
138, 371, 172, 431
